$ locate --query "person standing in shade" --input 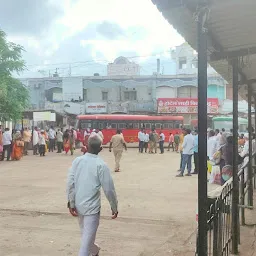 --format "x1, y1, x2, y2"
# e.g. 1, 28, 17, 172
138, 128, 144, 153
48, 126, 55, 152
109, 130, 127, 172
56, 129, 63, 153
159, 131, 165, 154
143, 130, 149, 153
192, 130, 198, 174
2, 128, 12, 161
207, 130, 218, 161
168, 132, 174, 151
33, 127, 39, 155
176, 129, 194, 177
67, 135, 118, 256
